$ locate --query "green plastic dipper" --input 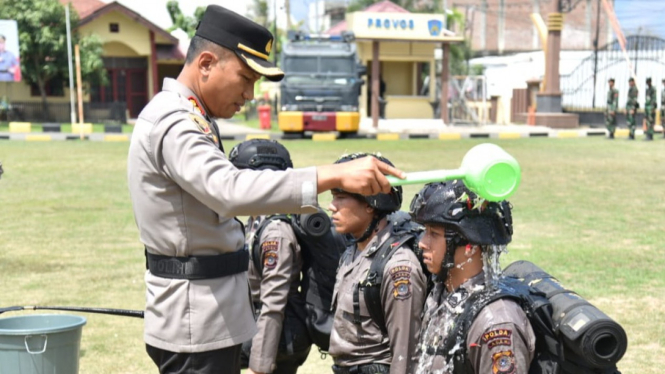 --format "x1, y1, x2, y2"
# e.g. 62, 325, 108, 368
386, 143, 521, 201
